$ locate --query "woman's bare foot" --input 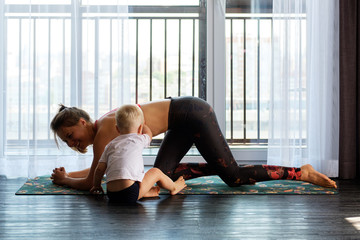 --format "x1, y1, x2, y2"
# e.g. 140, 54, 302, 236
143, 186, 161, 198
170, 176, 187, 195
300, 164, 337, 188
